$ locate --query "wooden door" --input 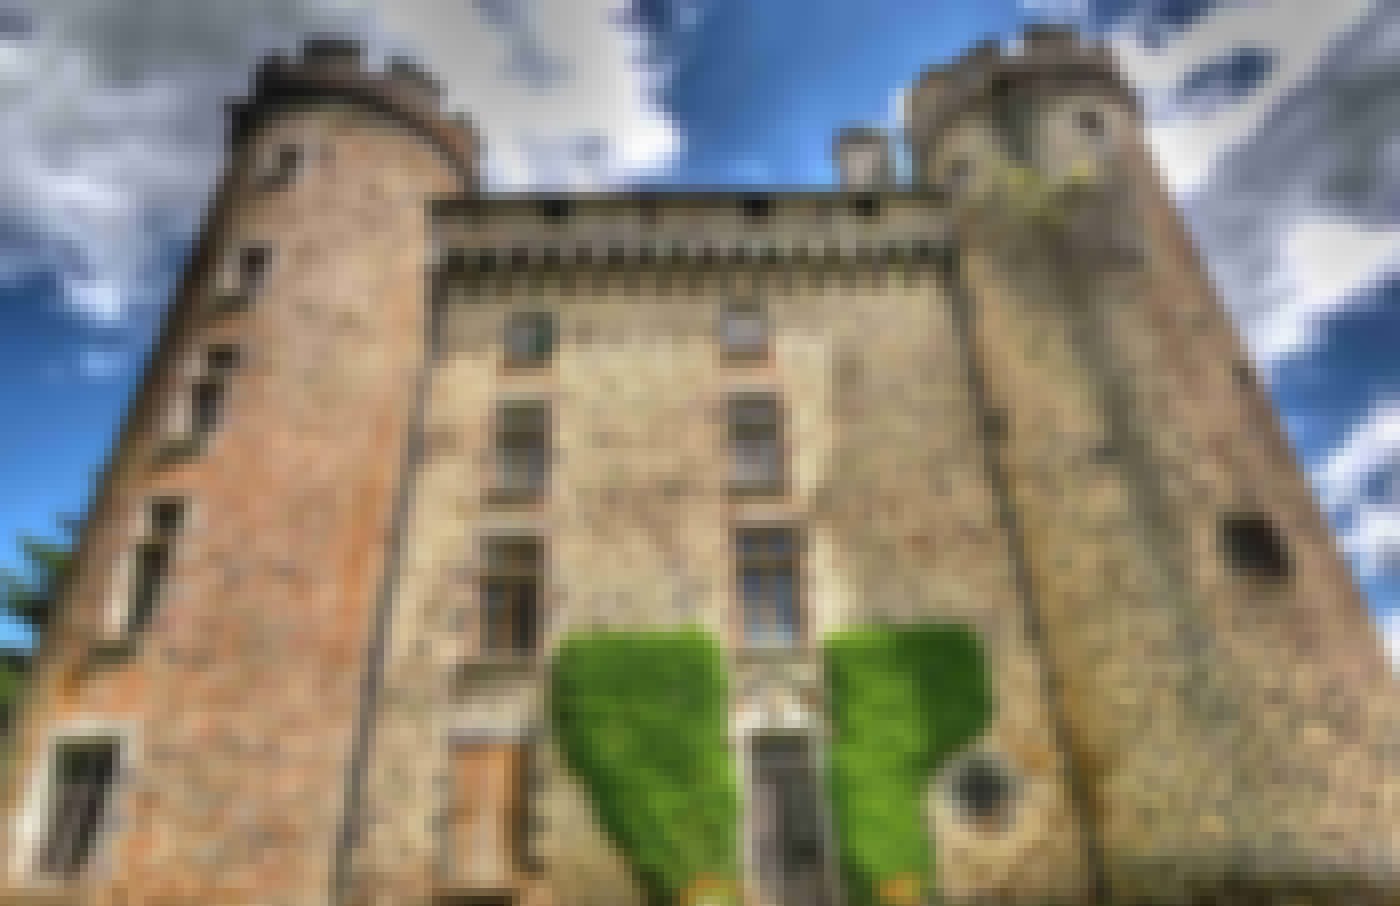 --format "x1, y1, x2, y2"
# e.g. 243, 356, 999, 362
451, 743, 524, 887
